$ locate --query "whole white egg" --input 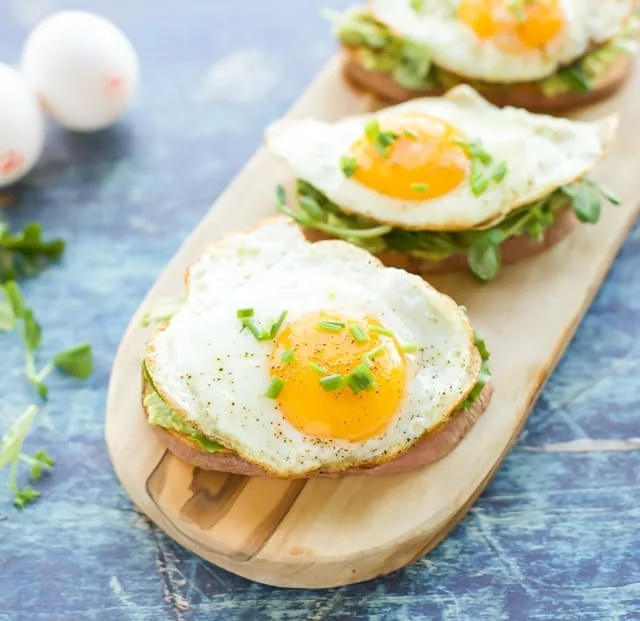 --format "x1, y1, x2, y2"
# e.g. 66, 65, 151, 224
0, 63, 44, 189
21, 11, 139, 132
